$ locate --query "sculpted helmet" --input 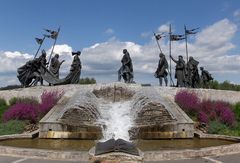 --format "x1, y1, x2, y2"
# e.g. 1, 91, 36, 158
123, 49, 128, 54
55, 54, 59, 58
159, 52, 164, 57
